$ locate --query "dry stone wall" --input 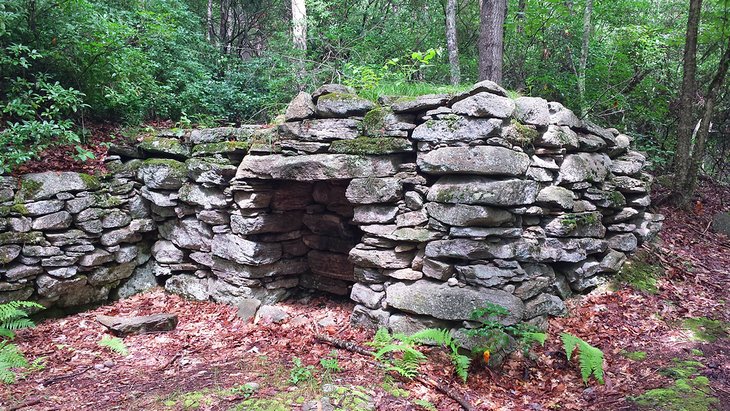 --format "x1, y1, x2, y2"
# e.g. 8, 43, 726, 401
0, 82, 663, 341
